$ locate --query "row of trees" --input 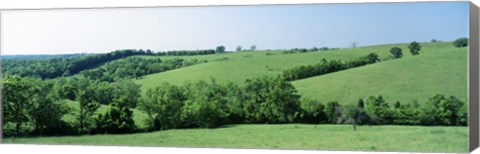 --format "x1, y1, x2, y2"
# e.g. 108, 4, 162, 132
282, 53, 380, 81
2, 47, 220, 79
81, 57, 206, 82
138, 78, 467, 132
3, 73, 467, 136
2, 75, 142, 135
2, 49, 152, 79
